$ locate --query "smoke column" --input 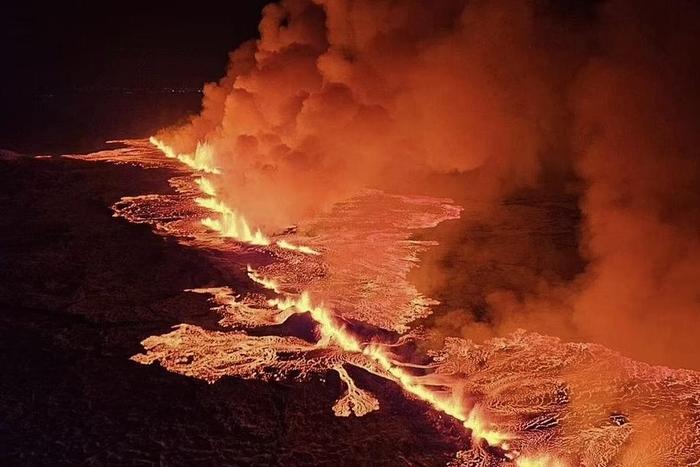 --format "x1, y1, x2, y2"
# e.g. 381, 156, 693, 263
567, 0, 700, 368
156, 0, 575, 227
155, 0, 700, 369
